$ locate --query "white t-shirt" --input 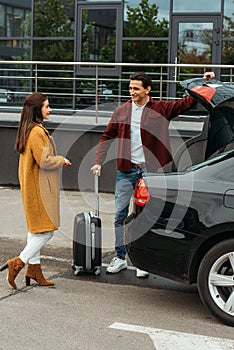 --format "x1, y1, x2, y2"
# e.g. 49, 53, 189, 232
130, 100, 148, 164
